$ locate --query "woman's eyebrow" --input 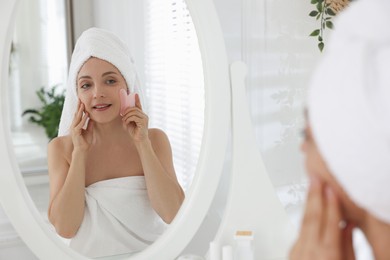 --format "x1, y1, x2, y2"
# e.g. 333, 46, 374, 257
78, 75, 92, 81
78, 71, 117, 81
102, 71, 117, 77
